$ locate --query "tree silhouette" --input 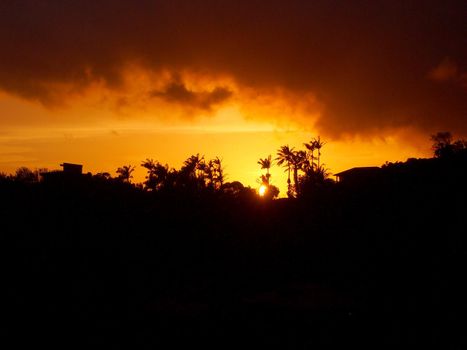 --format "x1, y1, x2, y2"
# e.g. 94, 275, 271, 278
305, 137, 326, 169
214, 157, 225, 187
276, 145, 295, 197
431, 131, 467, 158
262, 183, 280, 200
431, 132, 453, 158
291, 150, 307, 197
179, 154, 207, 191
14, 167, 38, 183
181, 154, 204, 178
116, 165, 135, 183
277, 136, 329, 197
209, 157, 225, 190
257, 155, 272, 185
204, 160, 215, 190
141, 158, 156, 190
313, 136, 326, 168
301, 164, 331, 191
94, 172, 112, 180
140, 155, 227, 194
304, 140, 316, 170
141, 159, 171, 191
221, 181, 244, 196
